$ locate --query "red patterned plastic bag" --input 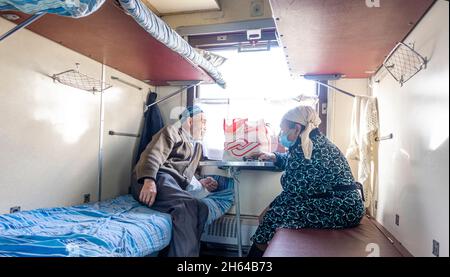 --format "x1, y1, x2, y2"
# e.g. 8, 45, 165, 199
223, 118, 271, 161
